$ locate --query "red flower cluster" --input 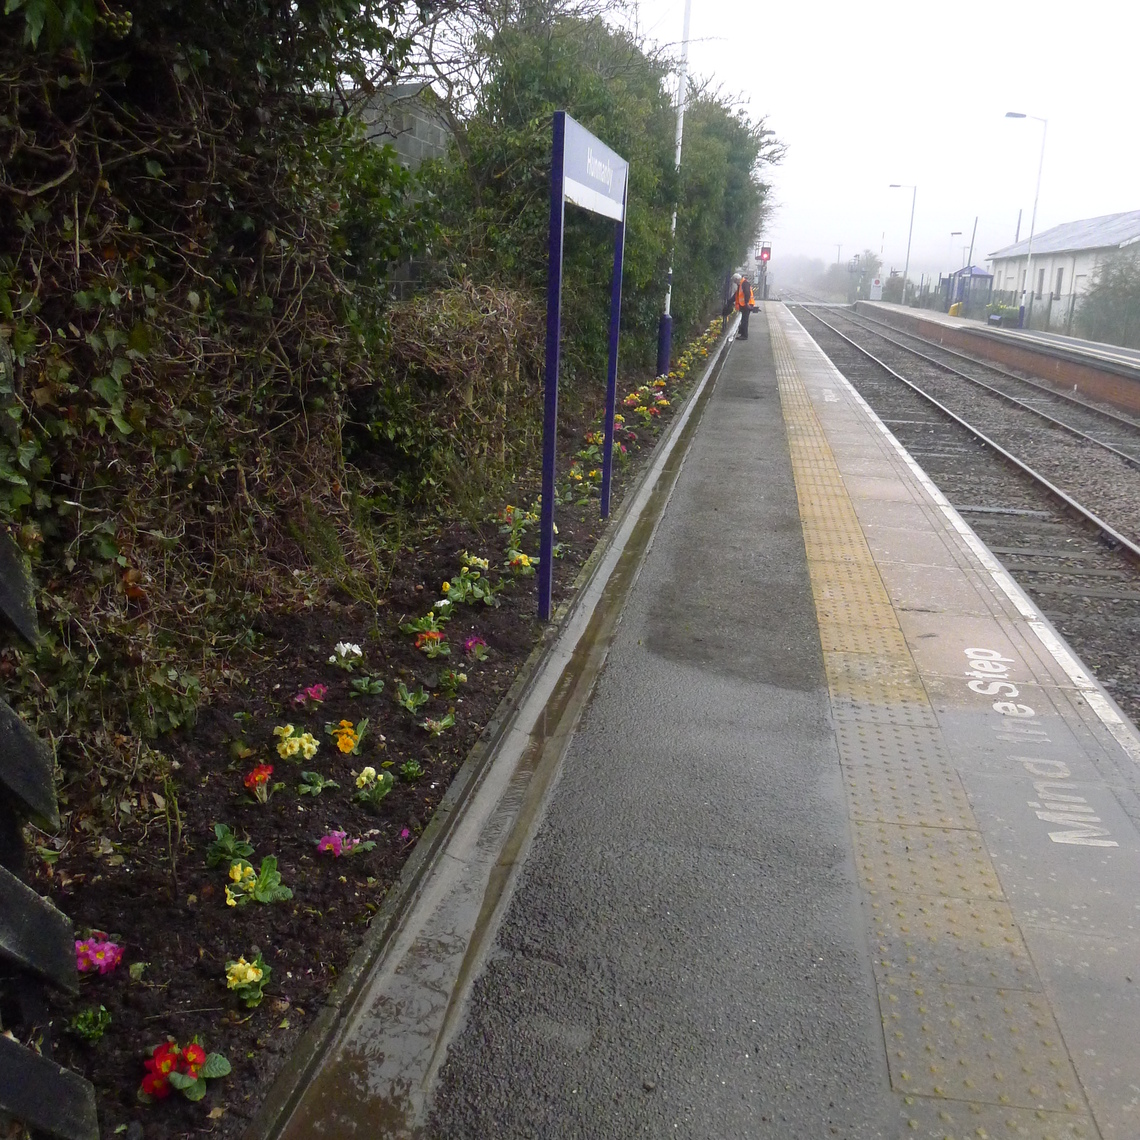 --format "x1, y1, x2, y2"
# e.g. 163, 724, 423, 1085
243, 764, 273, 790
415, 630, 443, 649
140, 1040, 206, 1099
